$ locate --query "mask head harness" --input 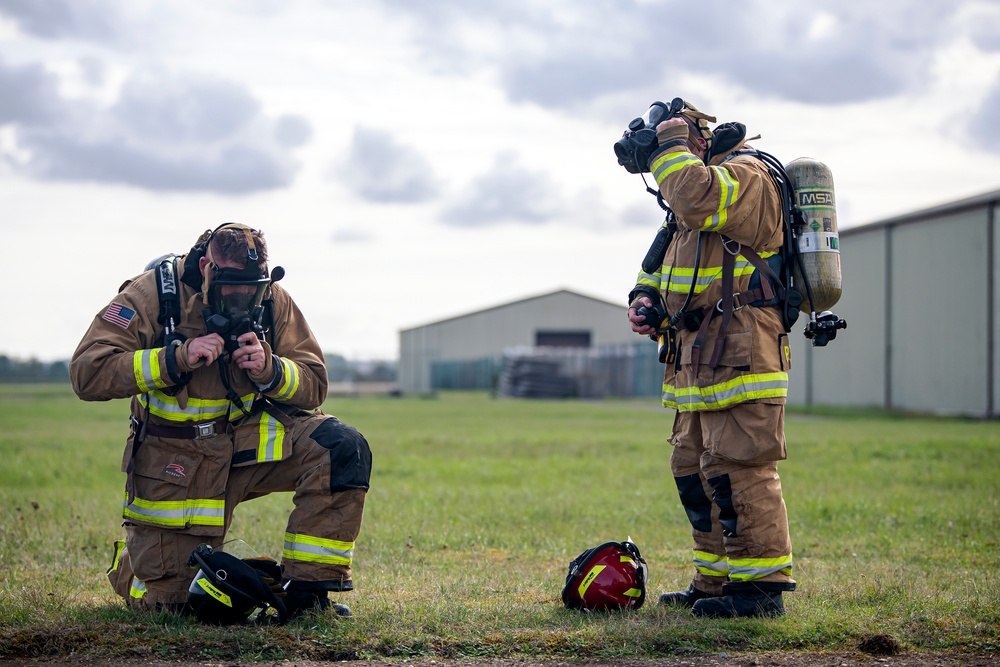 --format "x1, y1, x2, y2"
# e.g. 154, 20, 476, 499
676, 100, 716, 155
